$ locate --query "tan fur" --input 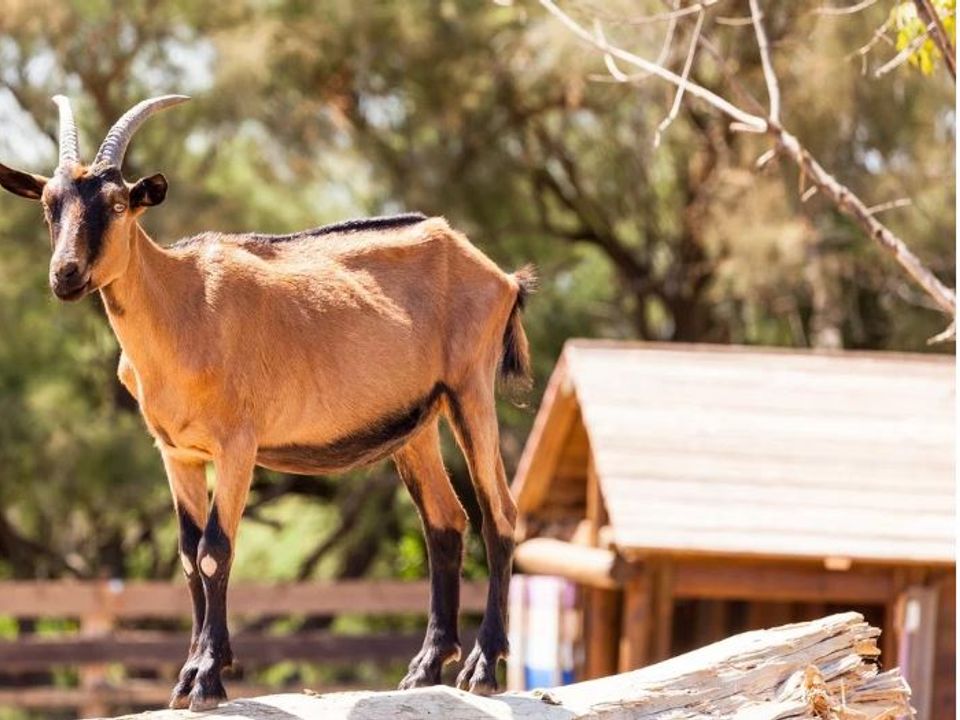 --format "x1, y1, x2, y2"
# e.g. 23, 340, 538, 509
395, 420, 469, 534
99, 214, 520, 543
